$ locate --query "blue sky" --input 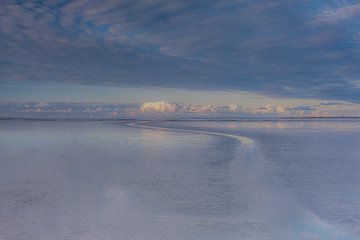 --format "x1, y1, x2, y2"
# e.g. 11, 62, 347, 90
1, 0, 360, 117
